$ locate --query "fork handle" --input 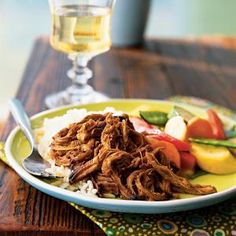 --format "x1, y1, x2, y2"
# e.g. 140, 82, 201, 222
9, 98, 35, 148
